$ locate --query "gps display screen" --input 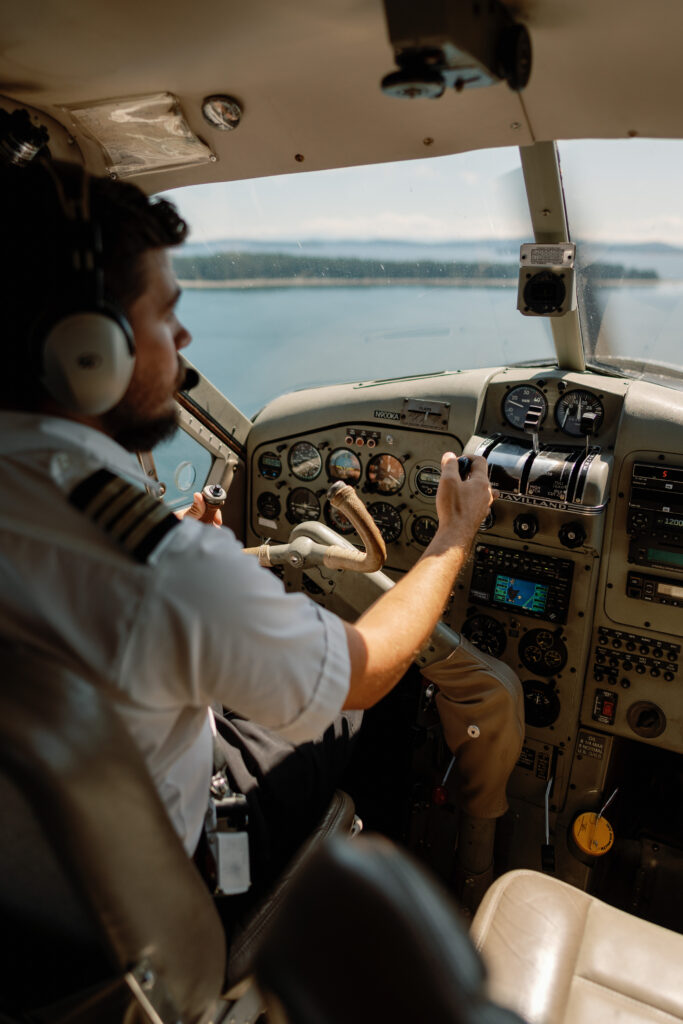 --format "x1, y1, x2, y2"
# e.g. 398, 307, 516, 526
493, 574, 549, 614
